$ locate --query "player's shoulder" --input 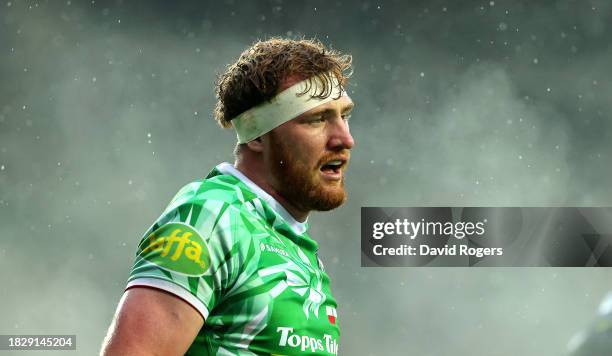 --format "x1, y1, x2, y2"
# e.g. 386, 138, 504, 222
165, 171, 256, 216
